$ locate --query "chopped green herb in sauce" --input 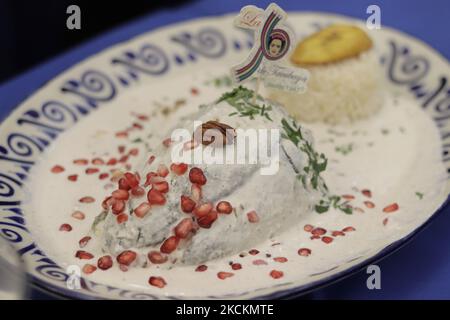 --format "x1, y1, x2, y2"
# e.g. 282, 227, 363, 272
206, 75, 233, 88
315, 195, 353, 214
335, 143, 354, 155
218, 86, 272, 121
